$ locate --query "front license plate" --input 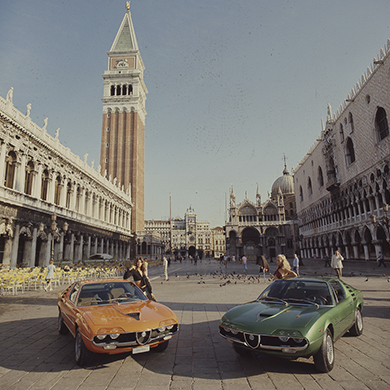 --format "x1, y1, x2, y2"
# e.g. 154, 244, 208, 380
132, 345, 150, 354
